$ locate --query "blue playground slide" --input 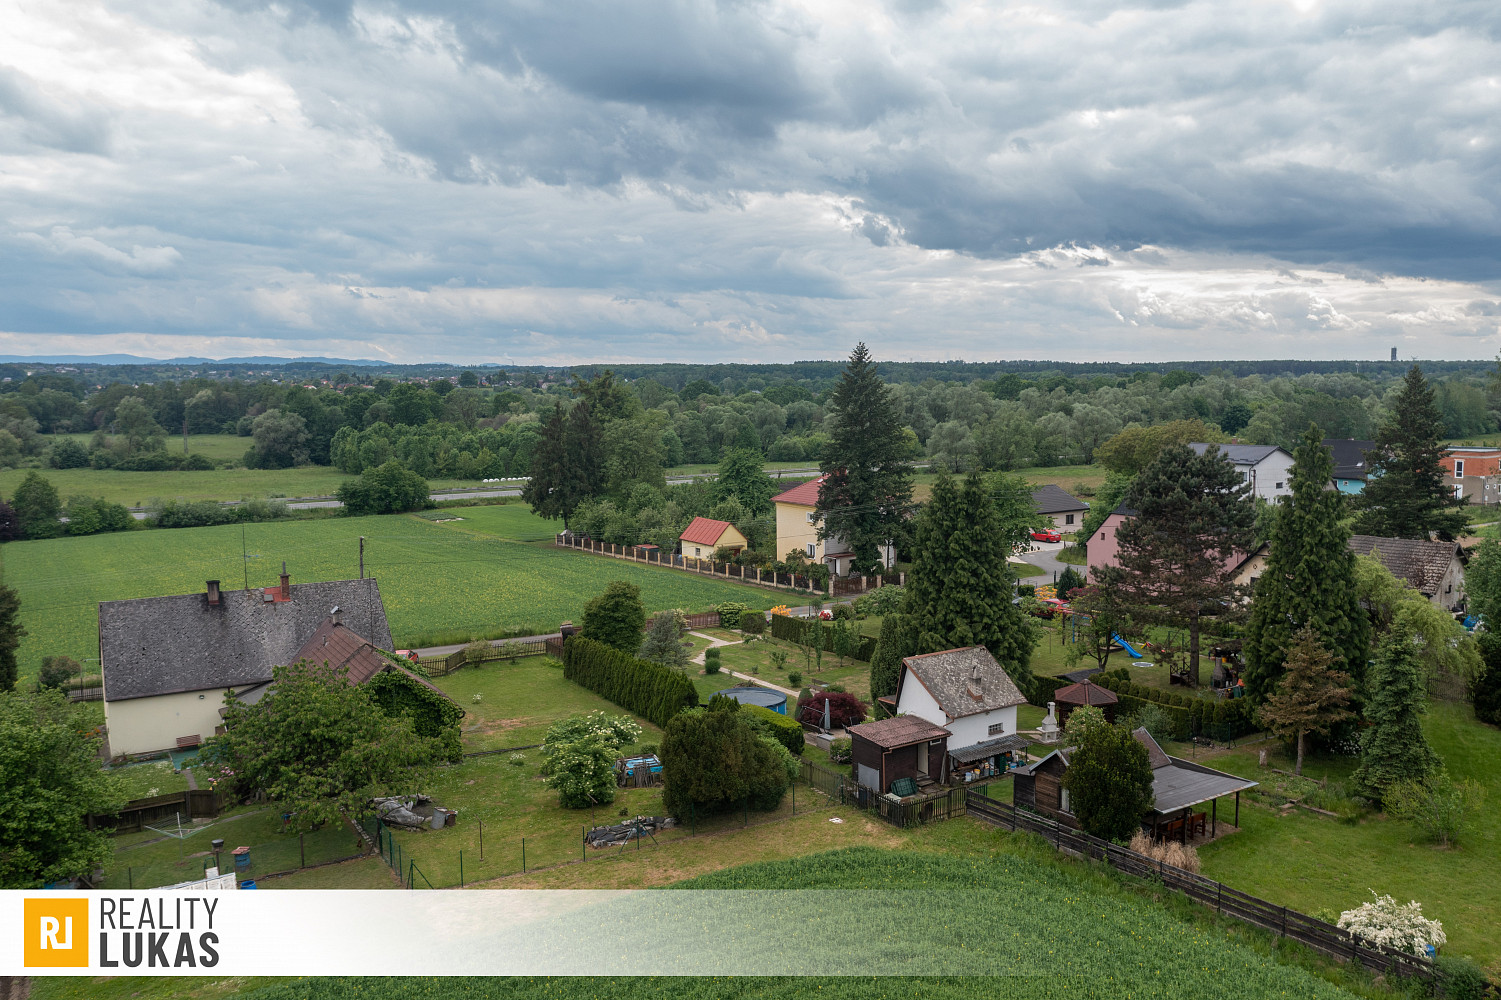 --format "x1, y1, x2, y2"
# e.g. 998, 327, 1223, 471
1112, 634, 1144, 659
